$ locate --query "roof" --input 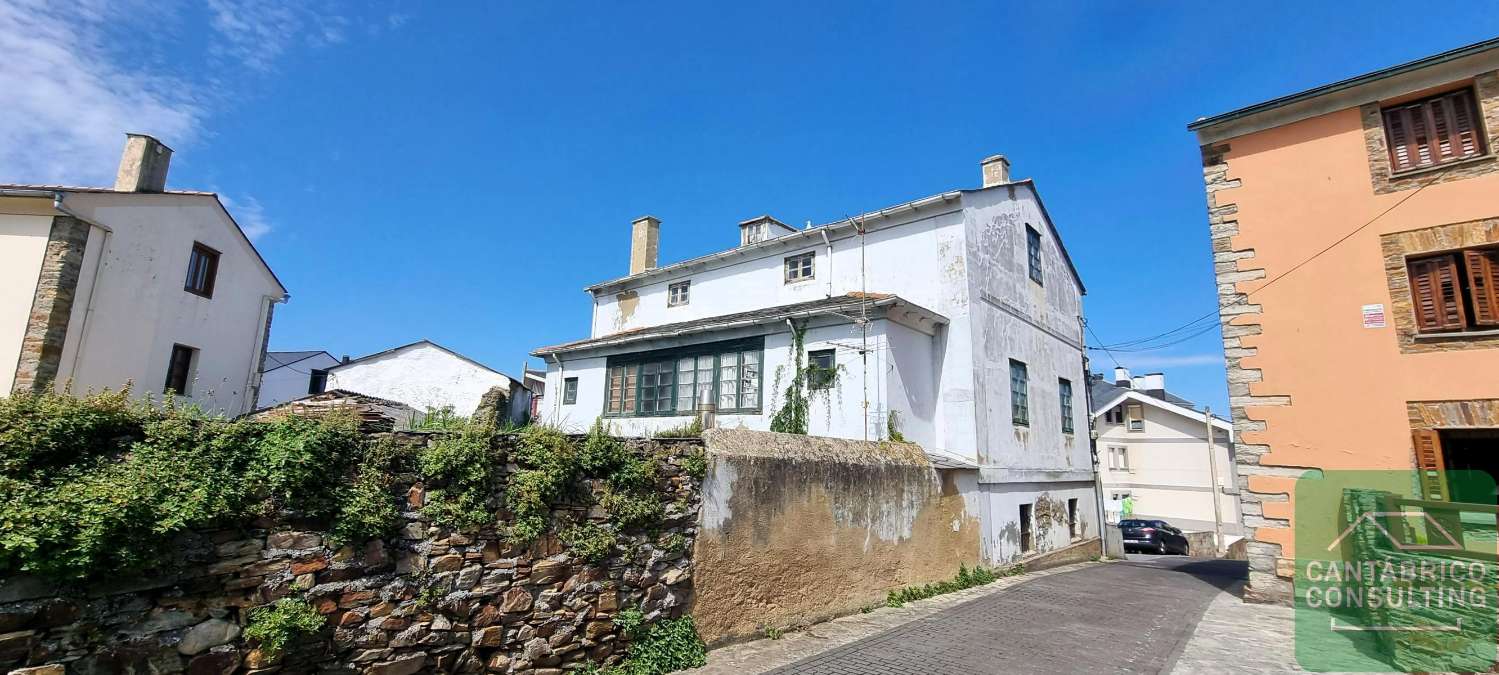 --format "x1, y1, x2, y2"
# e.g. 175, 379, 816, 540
264, 350, 335, 372
1088, 374, 1231, 435
248, 388, 420, 432
583, 179, 1086, 296
1188, 37, 1499, 132
331, 339, 519, 383
531, 292, 947, 357
0, 184, 289, 298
